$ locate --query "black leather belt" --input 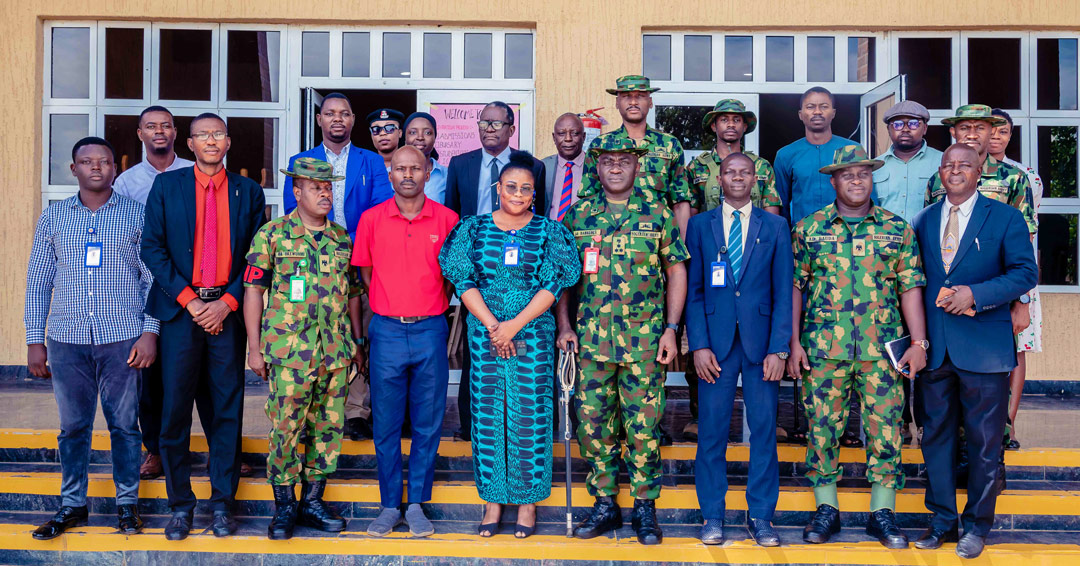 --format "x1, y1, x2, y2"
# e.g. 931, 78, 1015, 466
196, 286, 225, 300
391, 315, 432, 324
